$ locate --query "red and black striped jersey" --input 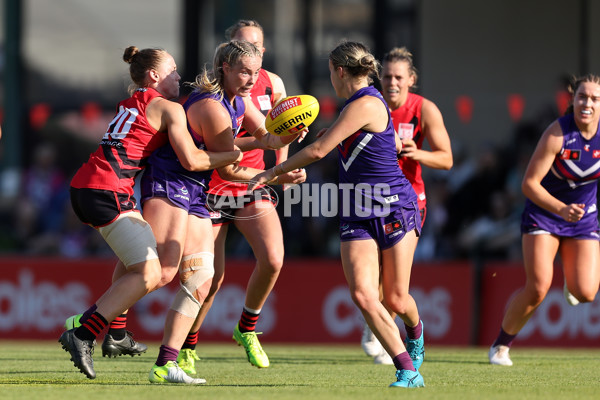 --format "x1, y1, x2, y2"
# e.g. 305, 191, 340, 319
71, 88, 168, 196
